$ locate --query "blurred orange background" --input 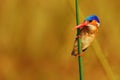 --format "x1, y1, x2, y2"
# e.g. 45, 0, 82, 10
0, 0, 120, 80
